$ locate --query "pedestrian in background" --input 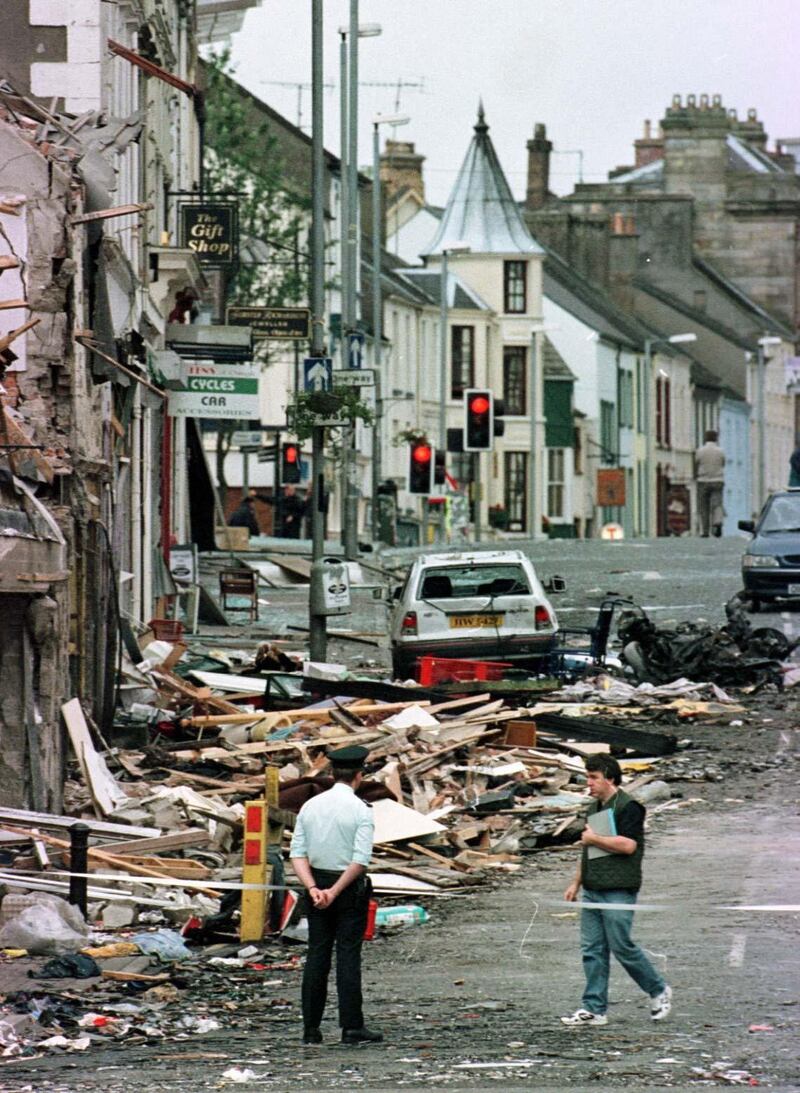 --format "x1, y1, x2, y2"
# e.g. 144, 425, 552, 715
789, 440, 800, 488
227, 494, 260, 537
290, 746, 382, 1045
561, 754, 671, 1027
694, 429, 725, 537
